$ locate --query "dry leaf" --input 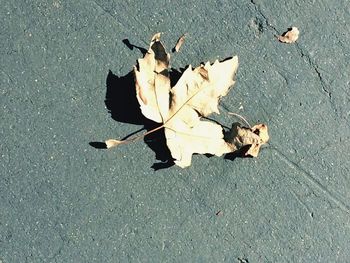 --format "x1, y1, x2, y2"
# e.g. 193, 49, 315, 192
131, 33, 269, 168
278, 27, 299, 43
